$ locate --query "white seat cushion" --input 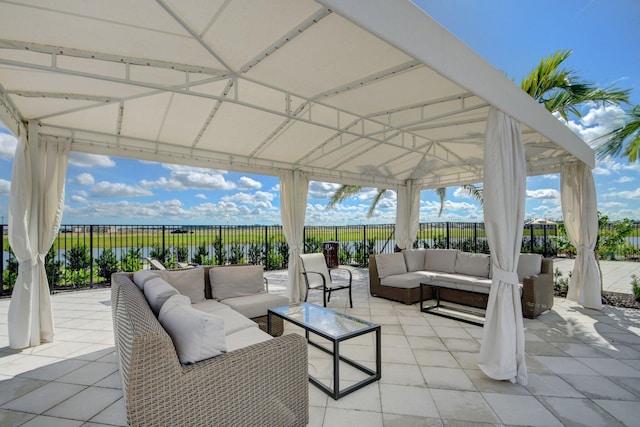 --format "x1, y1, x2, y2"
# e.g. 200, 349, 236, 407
225, 327, 273, 352
220, 293, 289, 320
192, 300, 257, 335
380, 271, 433, 289
159, 294, 227, 364
299, 253, 332, 288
